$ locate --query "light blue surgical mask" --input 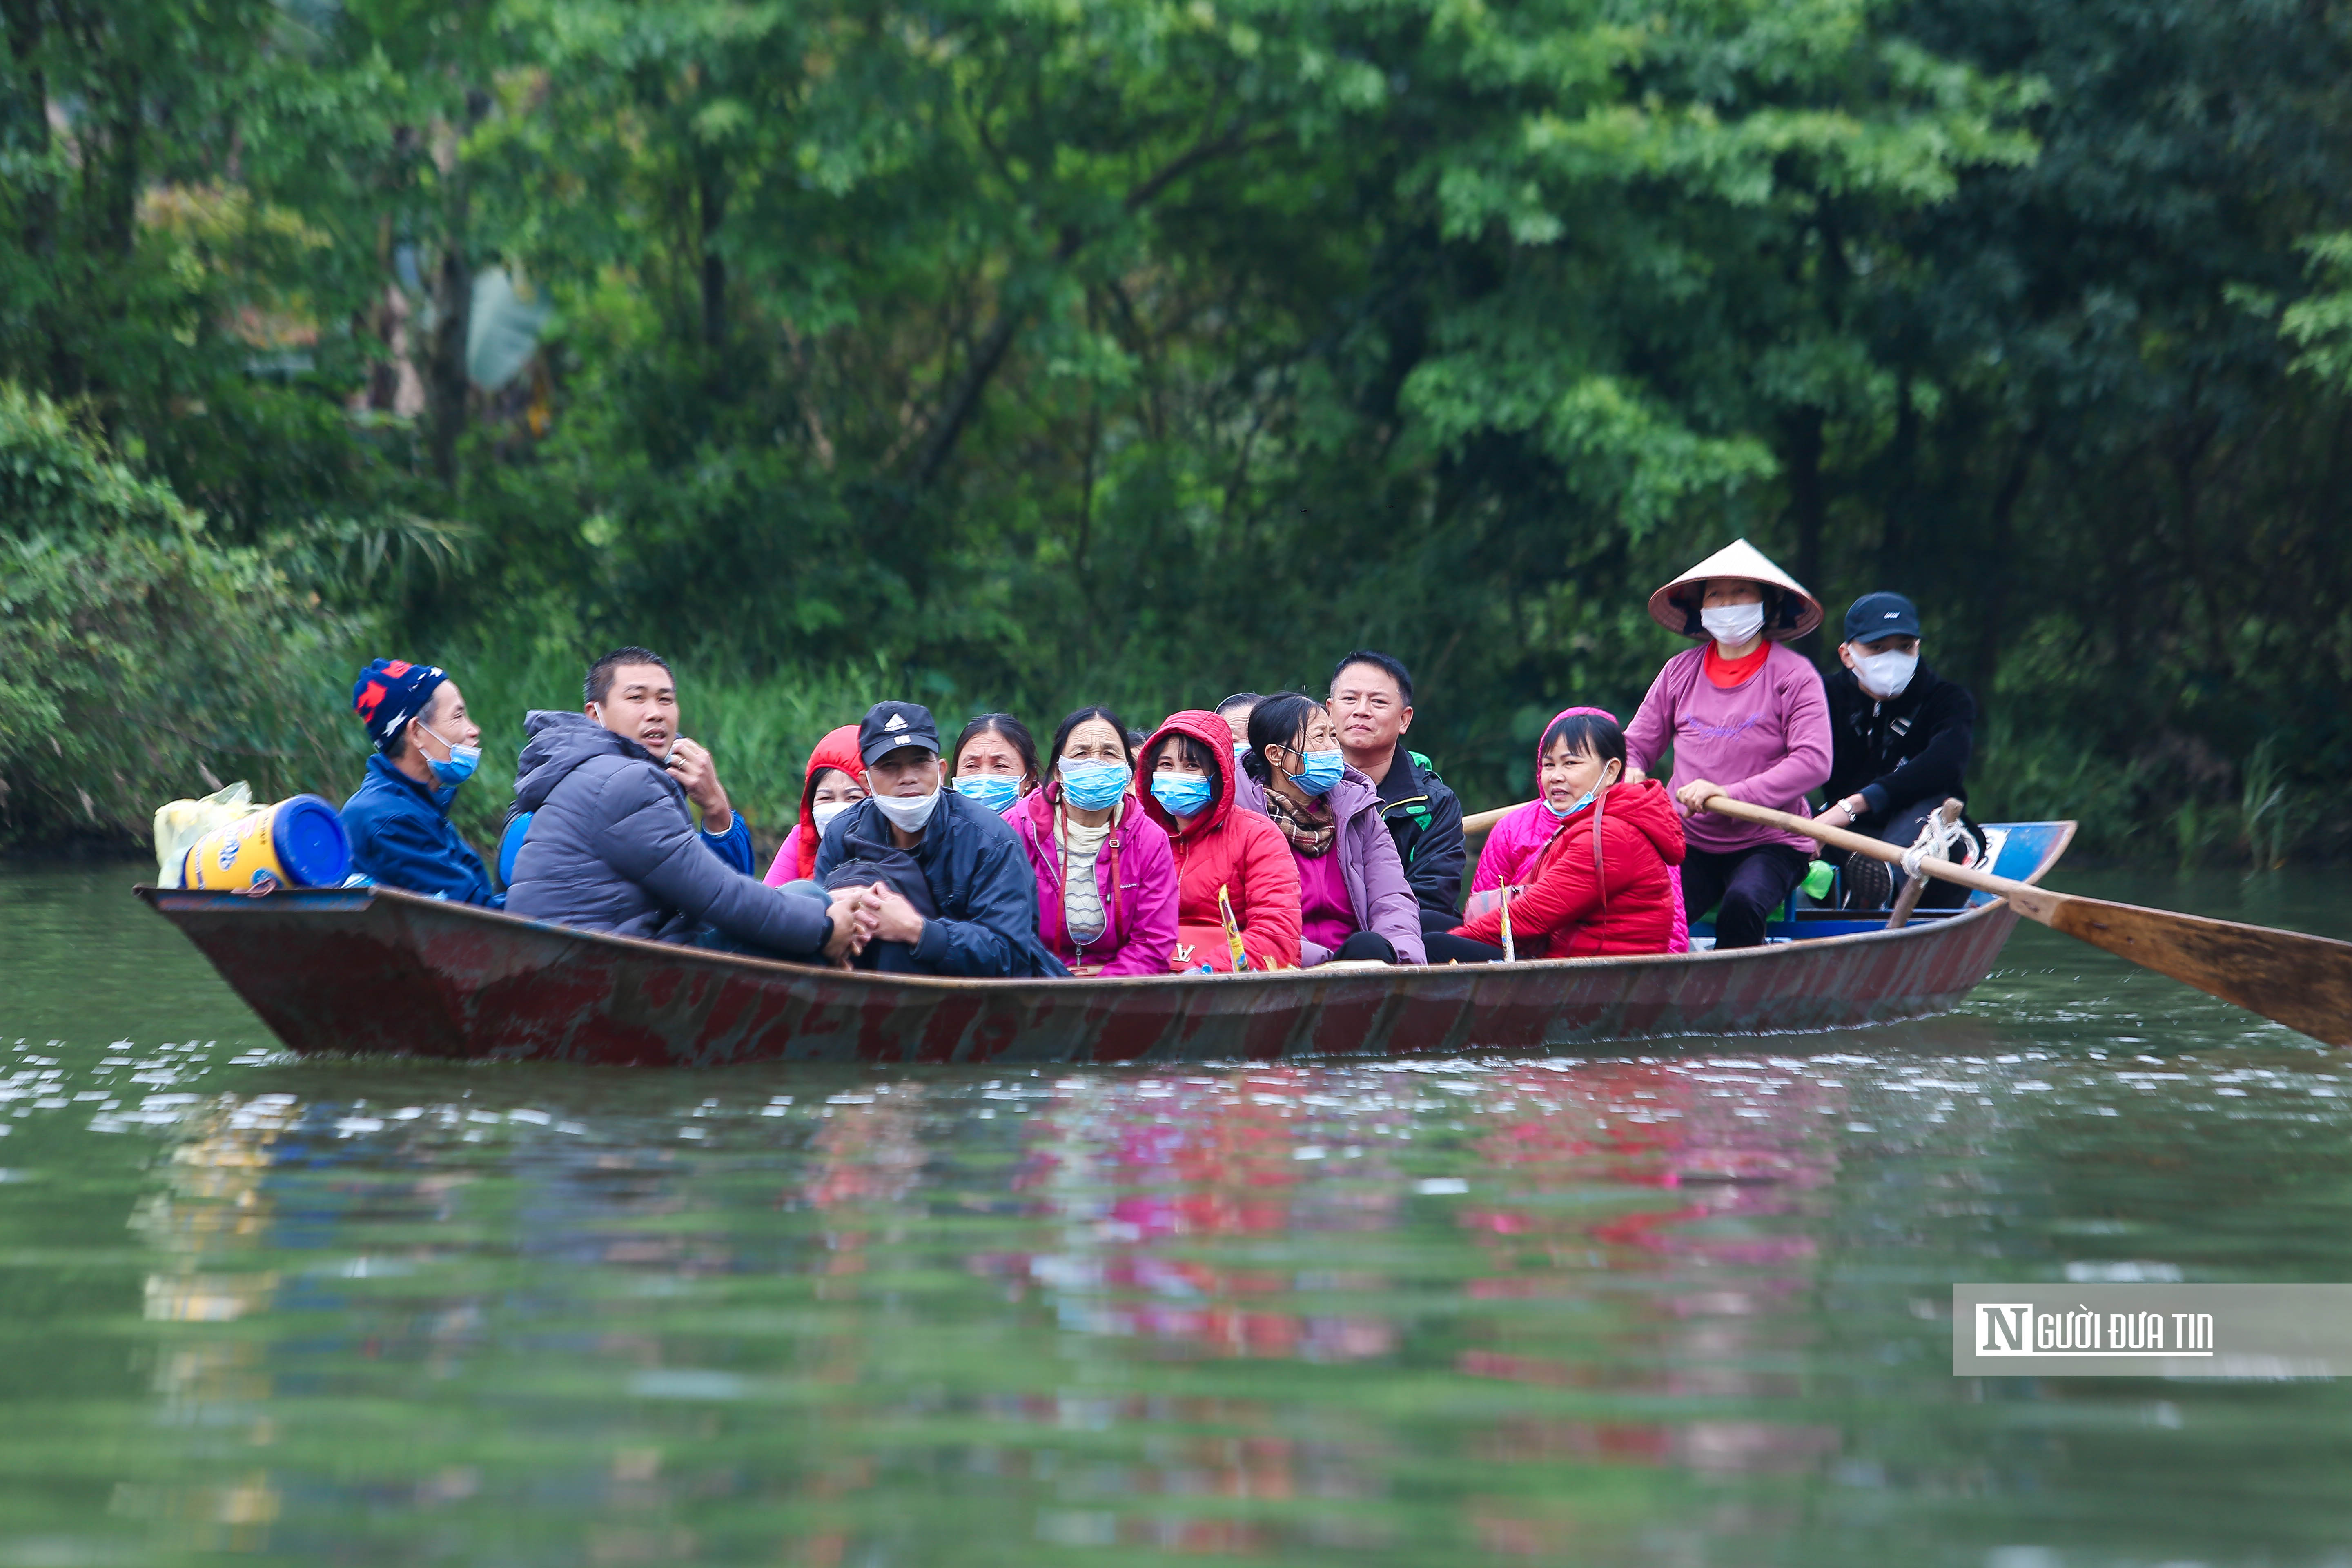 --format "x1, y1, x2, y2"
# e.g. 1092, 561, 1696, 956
1546, 788, 1597, 820
1151, 772, 1214, 818
1287, 748, 1344, 797
952, 773, 1022, 815
1058, 758, 1131, 812
417, 722, 481, 788
1232, 741, 1250, 767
